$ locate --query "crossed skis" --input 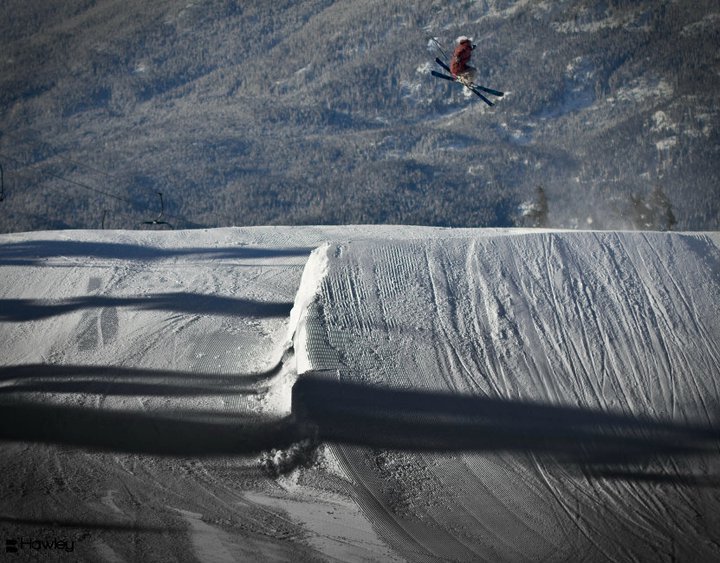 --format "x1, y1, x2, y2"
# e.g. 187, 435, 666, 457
431, 57, 504, 107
